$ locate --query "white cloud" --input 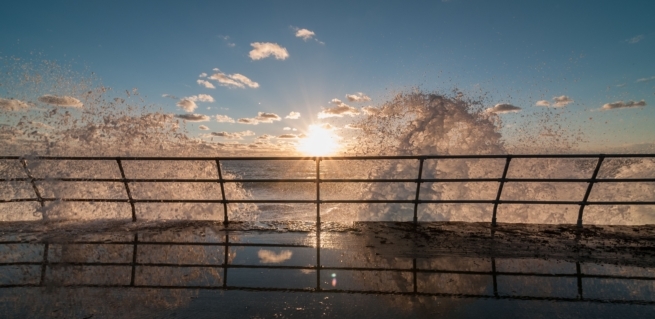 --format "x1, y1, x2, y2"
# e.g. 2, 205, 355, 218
237, 112, 282, 125
283, 127, 292, 131
535, 100, 551, 107
601, 100, 647, 110
249, 42, 289, 60
37, 95, 83, 107
626, 35, 644, 44
162, 94, 178, 99
485, 103, 522, 114
219, 35, 236, 47
210, 130, 255, 139
176, 99, 197, 112
636, 76, 655, 83
199, 125, 209, 130
346, 92, 372, 102
295, 28, 315, 41
552, 95, 574, 107
0, 98, 29, 111
208, 70, 259, 89
215, 114, 236, 123
199, 73, 207, 78
258, 249, 293, 264
361, 106, 380, 115
175, 114, 211, 122
317, 99, 361, 118
197, 79, 215, 89
285, 111, 300, 119
258, 134, 274, 140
